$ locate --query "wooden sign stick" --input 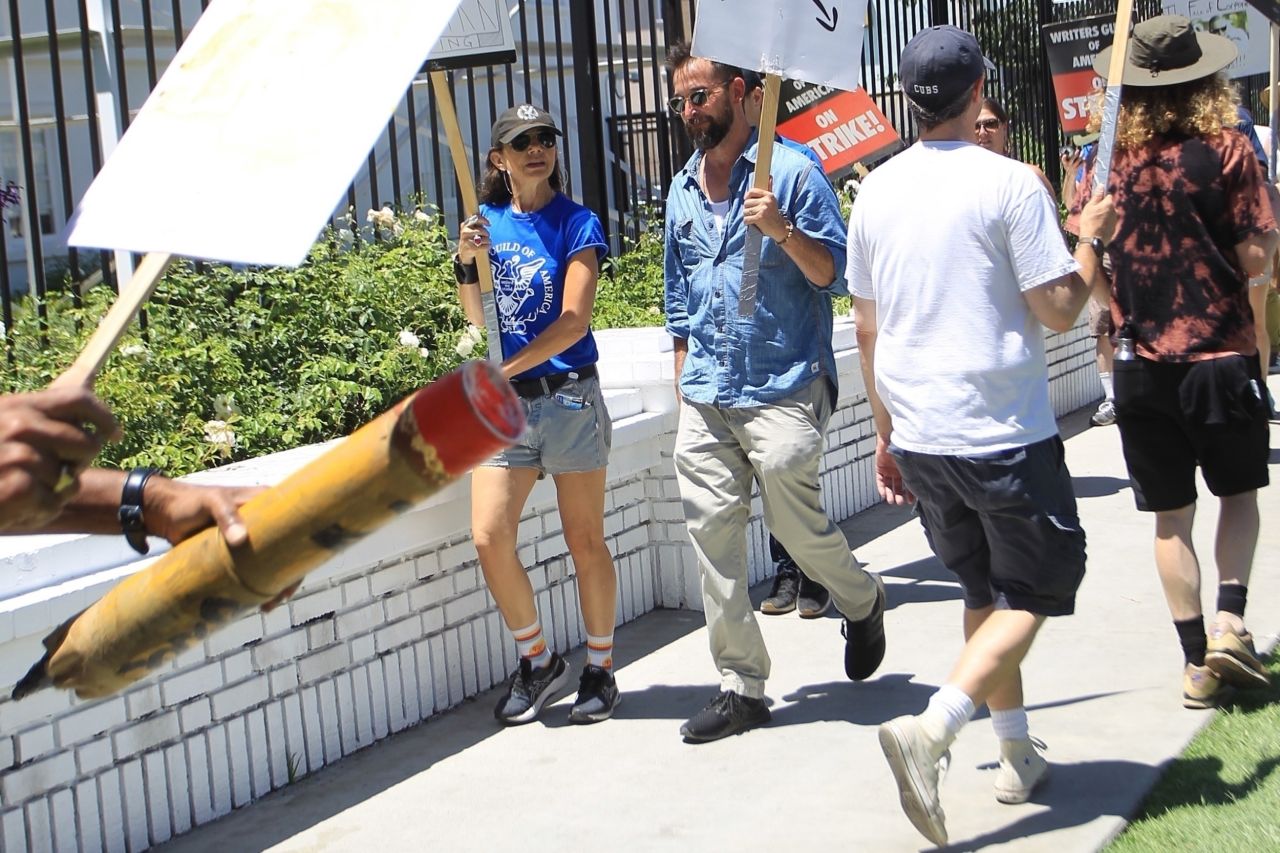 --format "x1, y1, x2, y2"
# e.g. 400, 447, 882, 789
1269, 22, 1278, 184
430, 70, 502, 363
51, 251, 174, 390
738, 72, 781, 317
1092, 0, 1136, 195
